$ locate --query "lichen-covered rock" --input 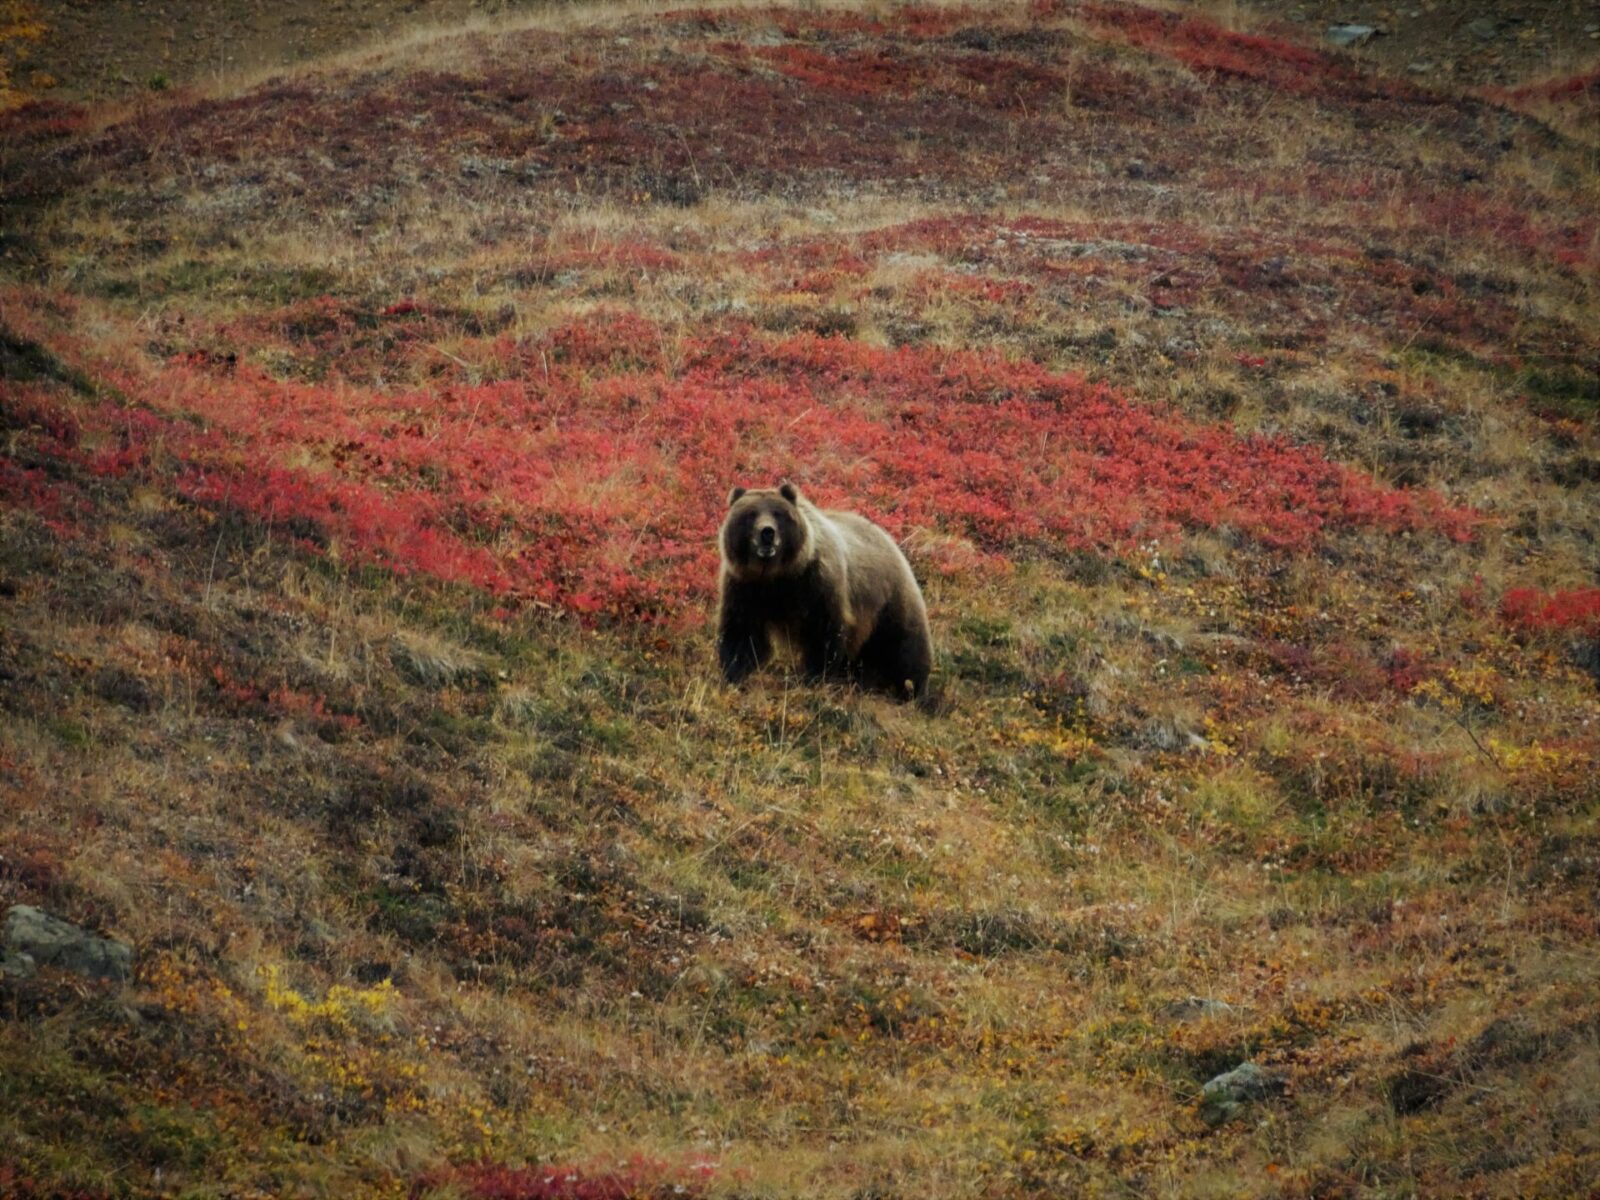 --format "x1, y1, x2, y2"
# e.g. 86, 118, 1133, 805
2, 905, 132, 982
1199, 1061, 1286, 1125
